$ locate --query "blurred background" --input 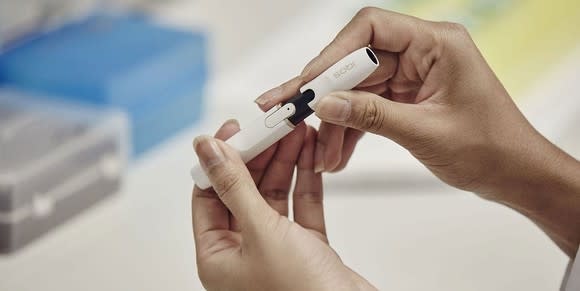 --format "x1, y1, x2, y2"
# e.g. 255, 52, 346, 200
0, 0, 579, 290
